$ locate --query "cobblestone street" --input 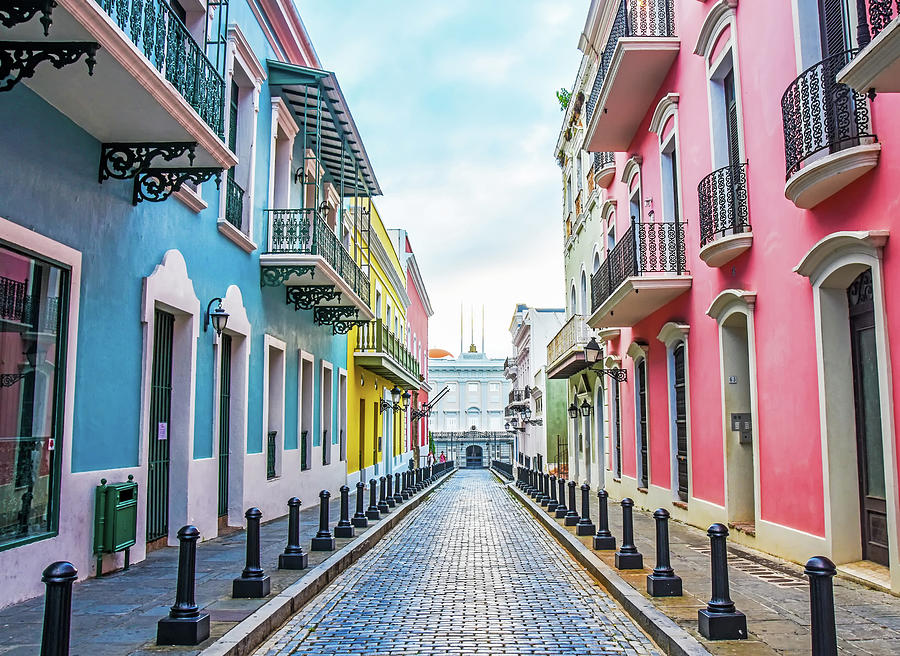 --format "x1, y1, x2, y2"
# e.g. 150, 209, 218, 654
256, 470, 658, 655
